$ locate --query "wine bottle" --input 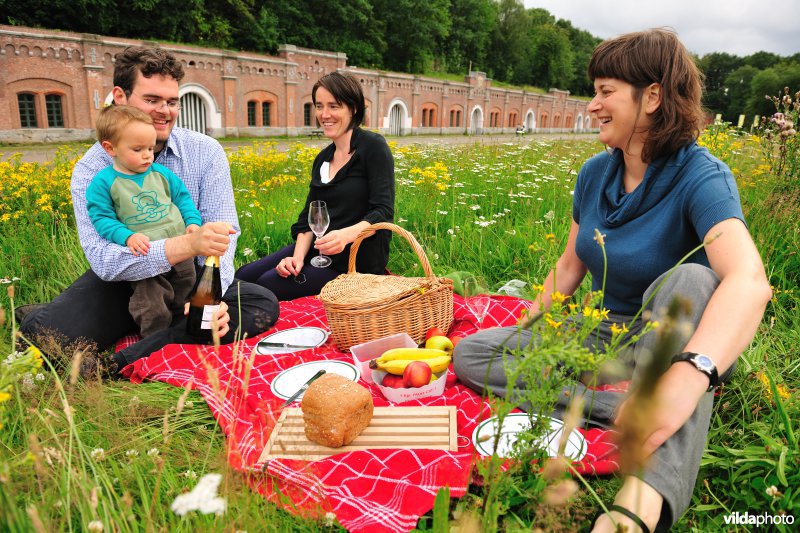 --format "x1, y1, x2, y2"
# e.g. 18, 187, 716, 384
186, 256, 223, 339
